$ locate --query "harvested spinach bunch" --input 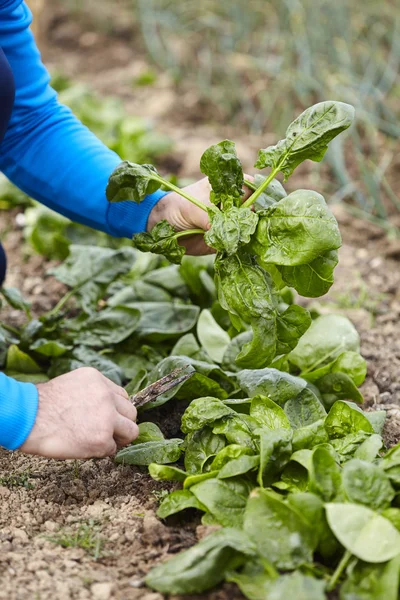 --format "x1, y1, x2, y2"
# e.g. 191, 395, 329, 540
107, 101, 355, 369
